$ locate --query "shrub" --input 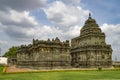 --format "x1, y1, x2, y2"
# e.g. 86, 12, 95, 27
3, 66, 7, 73
0, 65, 4, 73
98, 67, 102, 71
